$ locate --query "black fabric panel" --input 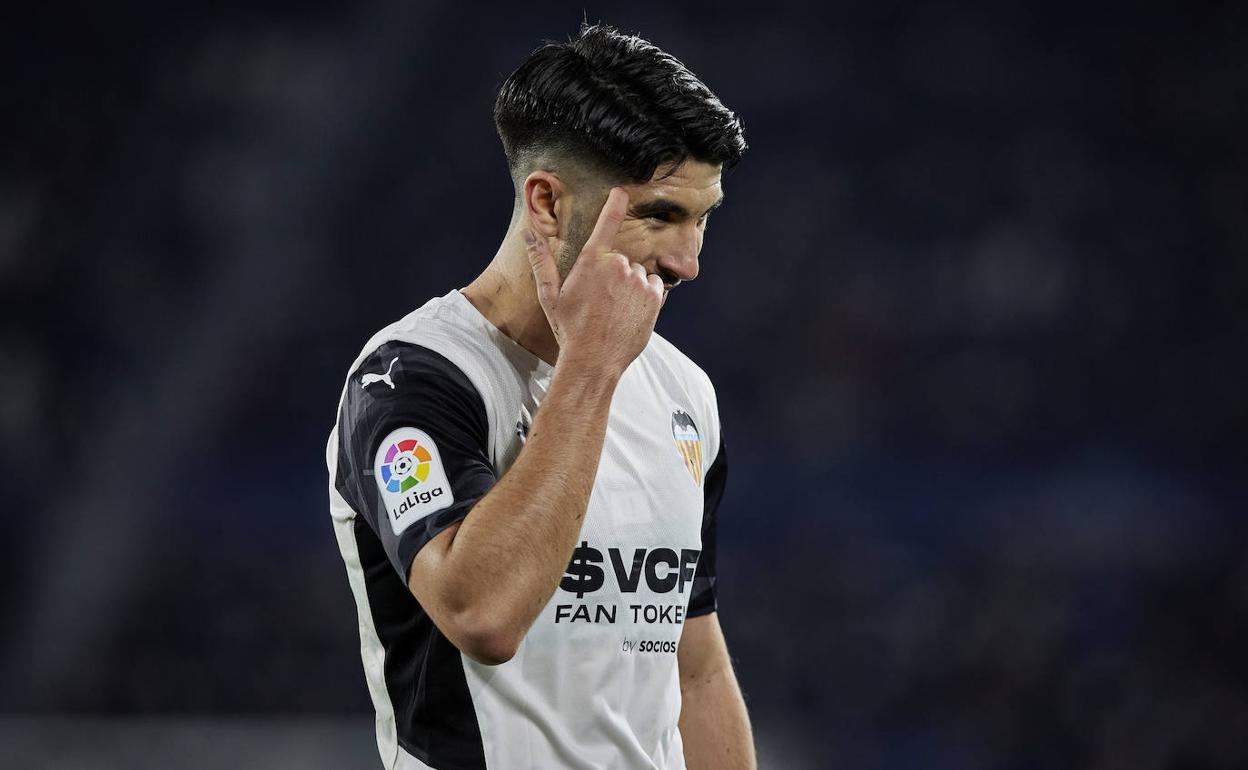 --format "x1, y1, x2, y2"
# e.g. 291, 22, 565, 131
351, 515, 486, 769
335, 341, 494, 768
687, 433, 725, 618
337, 341, 497, 581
